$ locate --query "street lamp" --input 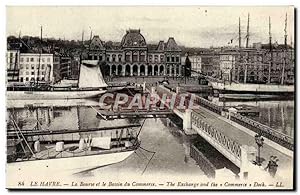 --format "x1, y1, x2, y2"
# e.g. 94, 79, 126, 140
255, 133, 264, 166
